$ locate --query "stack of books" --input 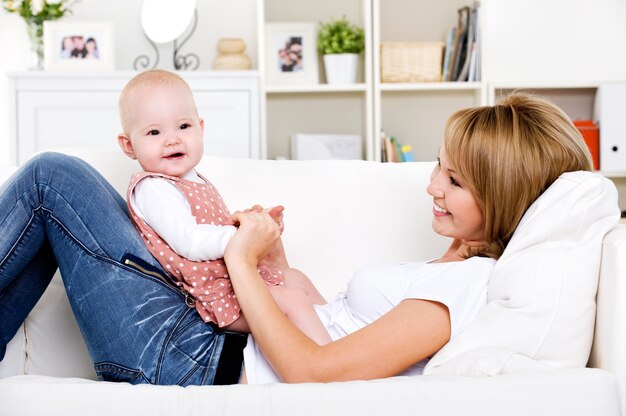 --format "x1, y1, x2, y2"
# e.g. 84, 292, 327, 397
442, 2, 481, 82
381, 130, 415, 163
